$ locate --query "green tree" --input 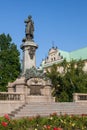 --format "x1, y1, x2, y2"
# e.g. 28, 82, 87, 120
46, 59, 87, 102
61, 59, 87, 101
0, 33, 21, 91
46, 64, 63, 101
